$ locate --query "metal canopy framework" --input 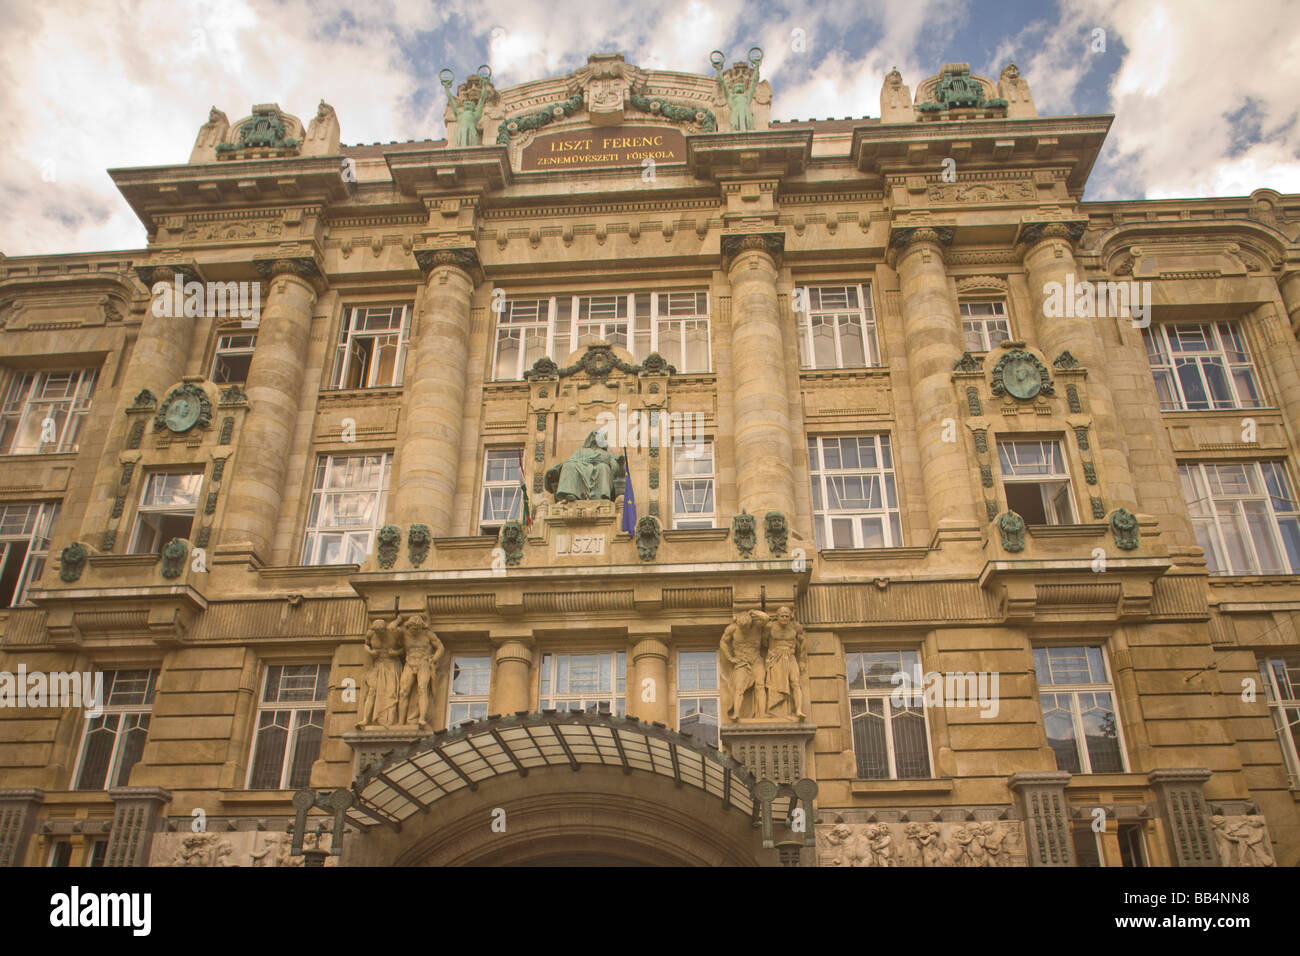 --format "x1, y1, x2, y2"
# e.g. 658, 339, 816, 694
345, 711, 760, 831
